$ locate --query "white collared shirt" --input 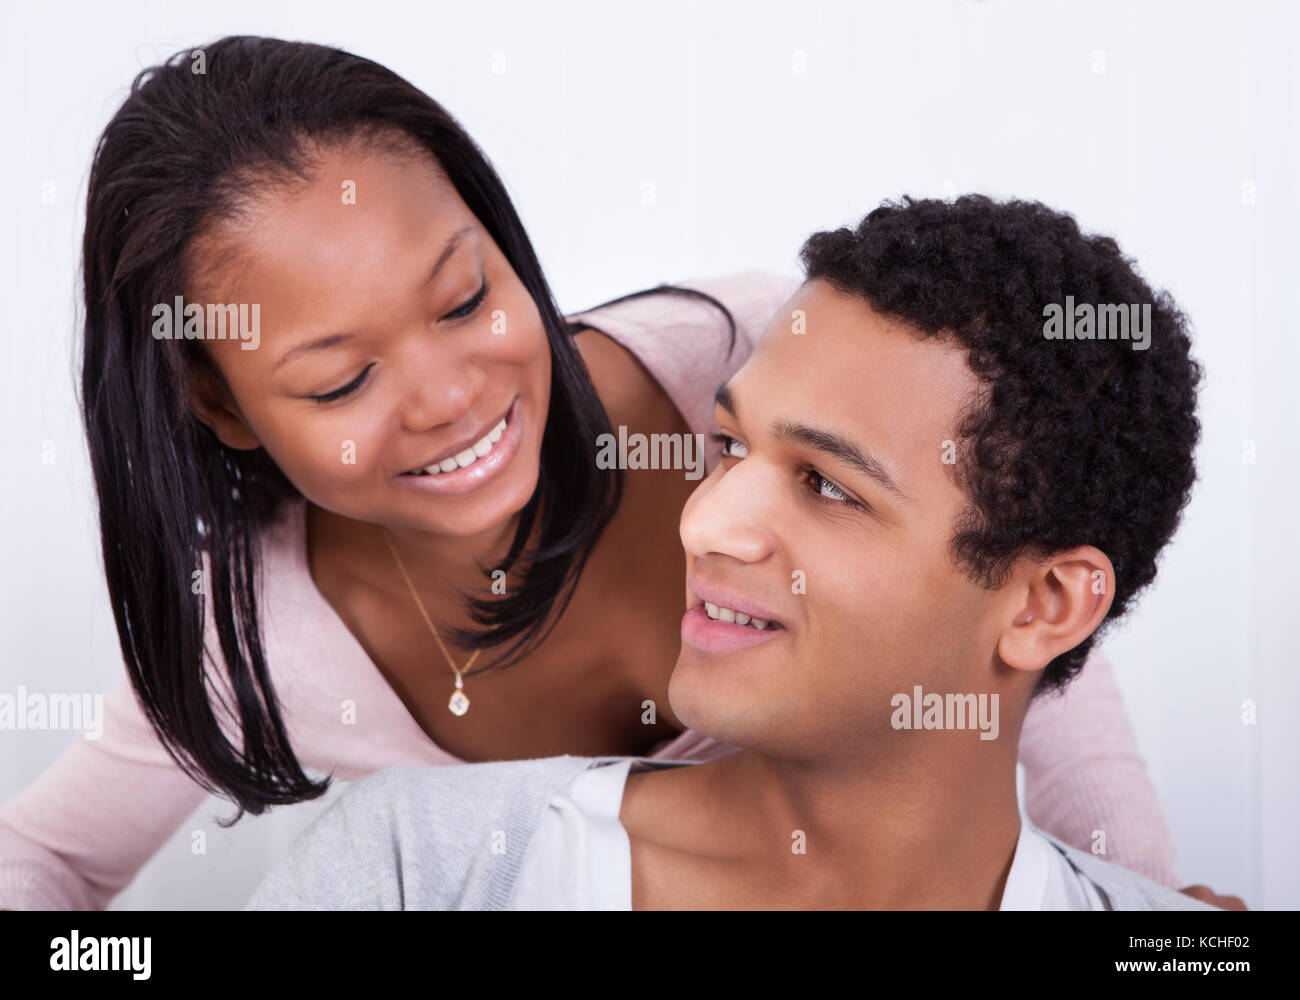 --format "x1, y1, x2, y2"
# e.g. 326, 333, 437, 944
510, 759, 1110, 910
511, 759, 634, 909
998, 819, 1110, 909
